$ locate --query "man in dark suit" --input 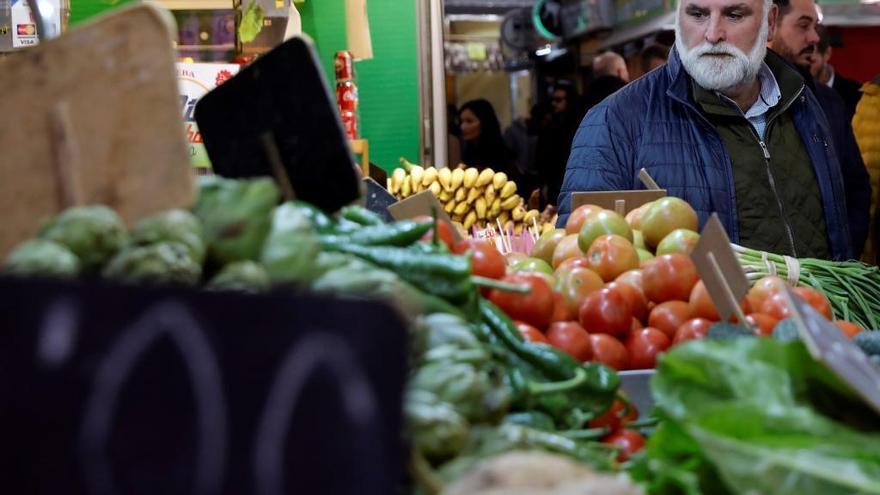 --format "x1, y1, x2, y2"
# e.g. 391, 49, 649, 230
810, 24, 862, 119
